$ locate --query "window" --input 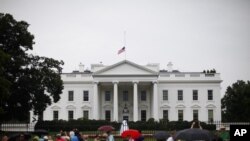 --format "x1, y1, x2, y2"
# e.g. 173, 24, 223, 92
105, 91, 111, 101
105, 110, 111, 121
193, 110, 199, 120
208, 90, 213, 100
83, 91, 89, 101
141, 110, 147, 121
53, 111, 59, 120
68, 110, 74, 120
208, 110, 214, 122
163, 90, 168, 101
68, 91, 74, 101
123, 116, 129, 121
83, 110, 89, 119
141, 91, 146, 101
163, 110, 168, 120
123, 91, 128, 101
178, 90, 183, 101
178, 110, 183, 121
193, 90, 198, 100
